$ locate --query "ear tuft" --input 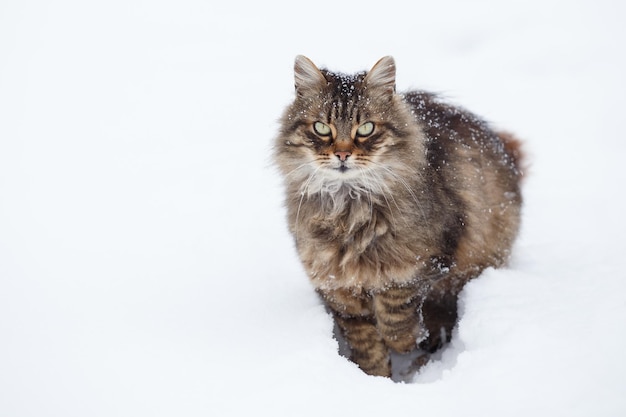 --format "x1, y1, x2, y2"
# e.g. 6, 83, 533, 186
364, 56, 396, 94
294, 55, 327, 94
